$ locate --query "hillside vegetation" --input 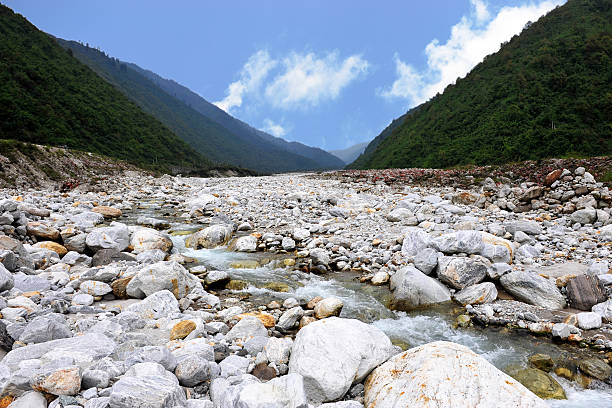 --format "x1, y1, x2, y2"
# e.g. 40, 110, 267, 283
58, 40, 344, 173
0, 5, 215, 174
350, 0, 611, 169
